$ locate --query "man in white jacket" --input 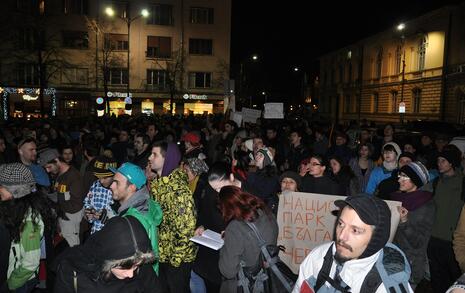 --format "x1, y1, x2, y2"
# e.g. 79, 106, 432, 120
293, 195, 413, 293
